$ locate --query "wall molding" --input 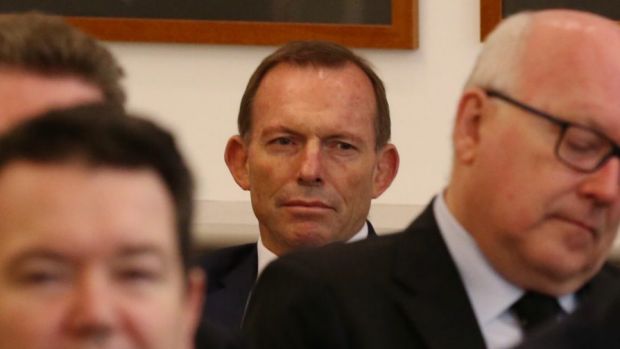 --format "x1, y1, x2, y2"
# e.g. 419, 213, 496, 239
193, 200, 423, 246
193, 200, 620, 260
